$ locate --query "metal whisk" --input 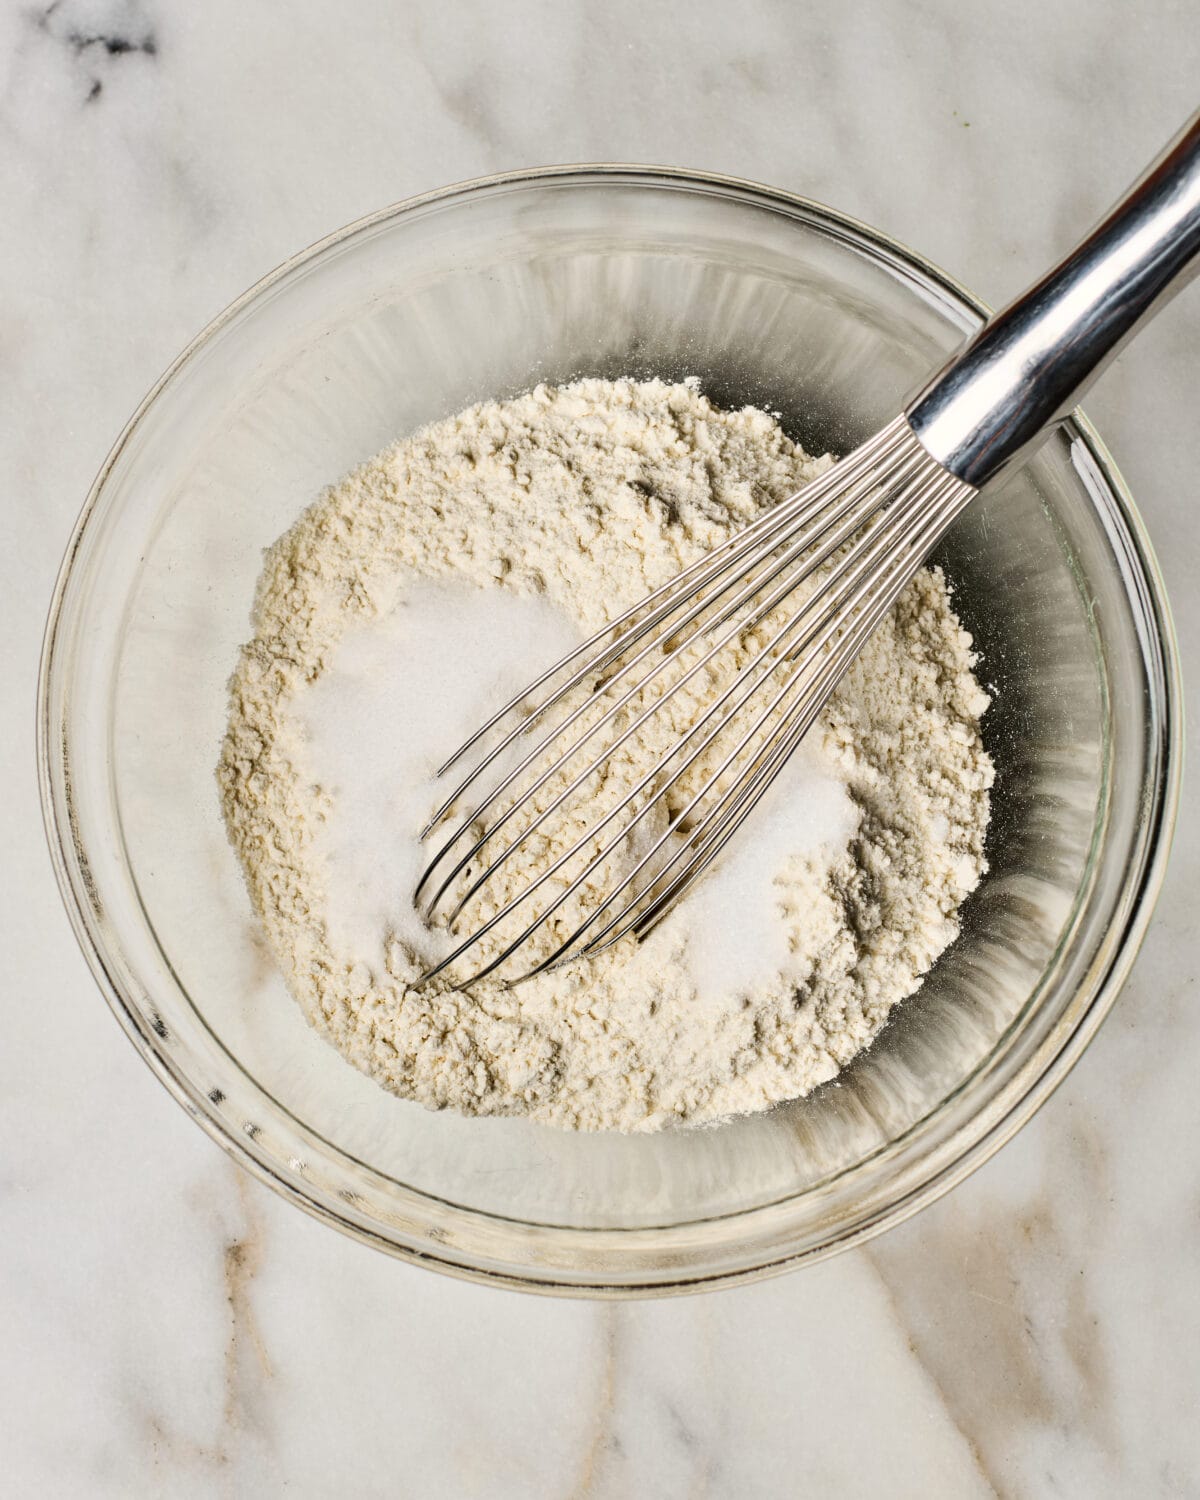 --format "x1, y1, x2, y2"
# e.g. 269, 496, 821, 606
416, 110, 1200, 987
